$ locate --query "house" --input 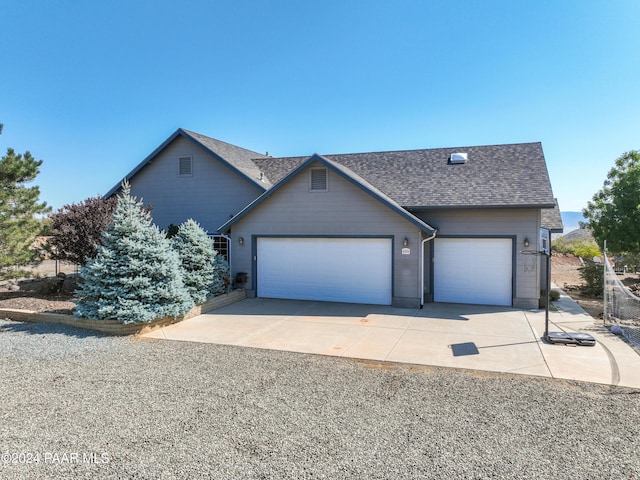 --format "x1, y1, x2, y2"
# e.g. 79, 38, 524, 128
105, 128, 271, 236
107, 129, 563, 309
